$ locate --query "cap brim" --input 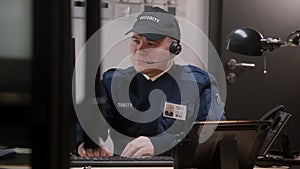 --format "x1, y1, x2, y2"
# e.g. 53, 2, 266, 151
141, 33, 165, 41
125, 25, 166, 41
125, 29, 133, 35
